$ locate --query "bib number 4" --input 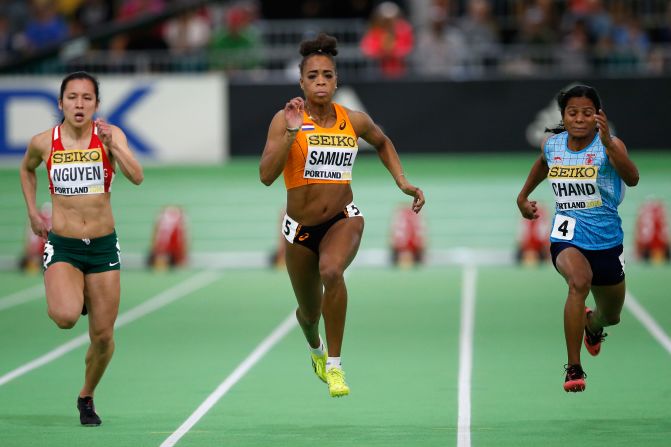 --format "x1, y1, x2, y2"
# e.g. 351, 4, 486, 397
551, 215, 576, 240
